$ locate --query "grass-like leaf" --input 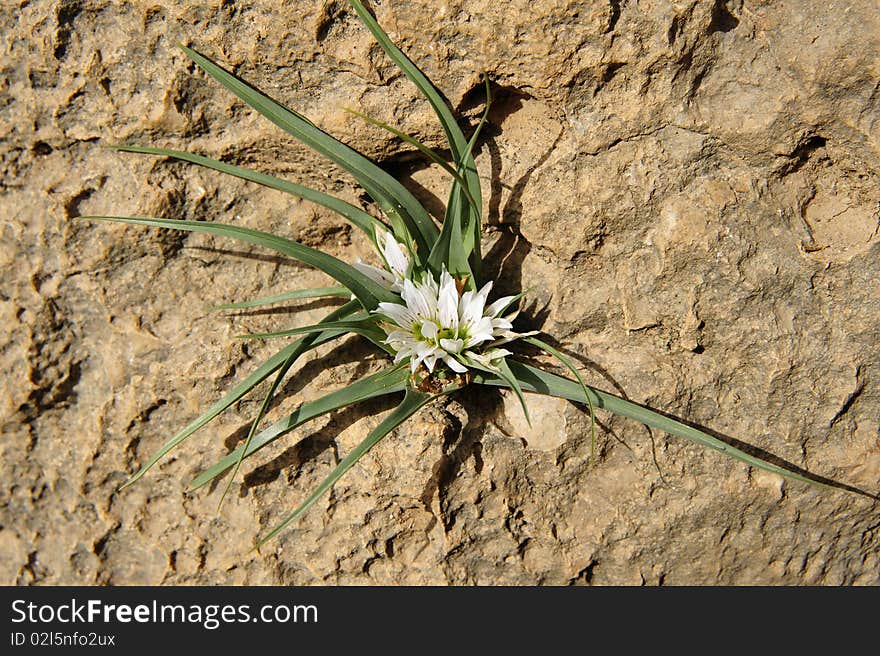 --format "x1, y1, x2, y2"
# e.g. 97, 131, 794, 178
342, 108, 481, 285
111, 145, 385, 236
210, 286, 349, 312
349, 0, 482, 256
178, 45, 439, 259
237, 318, 386, 345
189, 363, 409, 490
426, 77, 492, 285
458, 73, 491, 269
120, 300, 360, 488
494, 357, 531, 426
523, 336, 597, 461
476, 360, 837, 490
79, 216, 397, 310
427, 190, 473, 287
255, 386, 454, 548
342, 107, 478, 212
